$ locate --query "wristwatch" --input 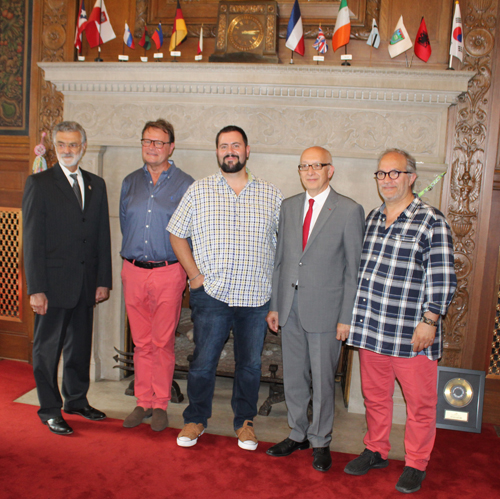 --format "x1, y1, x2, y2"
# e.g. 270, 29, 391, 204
421, 316, 438, 327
